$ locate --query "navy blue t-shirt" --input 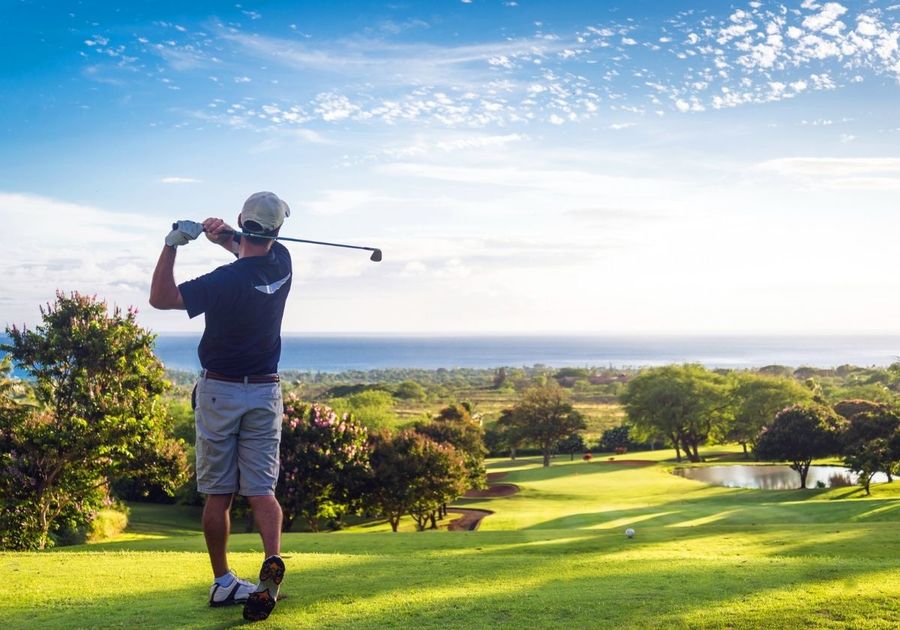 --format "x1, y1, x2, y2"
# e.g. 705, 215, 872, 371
179, 241, 292, 376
